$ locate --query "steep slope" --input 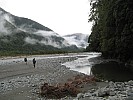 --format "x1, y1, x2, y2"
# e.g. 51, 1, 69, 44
0, 7, 79, 55
87, 0, 133, 62
63, 33, 89, 48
